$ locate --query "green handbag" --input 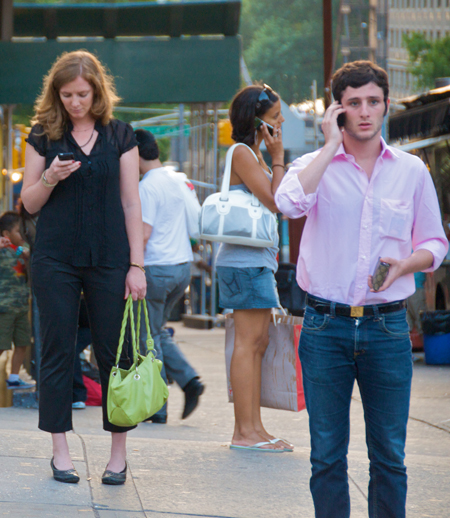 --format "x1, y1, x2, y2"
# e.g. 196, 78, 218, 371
107, 296, 169, 427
